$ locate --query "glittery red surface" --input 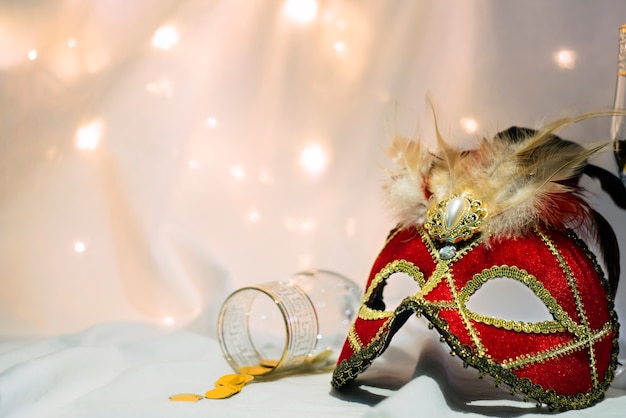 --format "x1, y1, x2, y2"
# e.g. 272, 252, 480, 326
514, 349, 593, 395
471, 322, 575, 361
336, 317, 391, 362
